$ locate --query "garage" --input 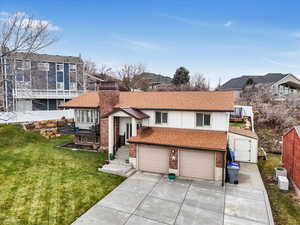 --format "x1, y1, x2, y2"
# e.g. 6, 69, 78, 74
228, 127, 258, 163
179, 150, 215, 180
138, 145, 169, 174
